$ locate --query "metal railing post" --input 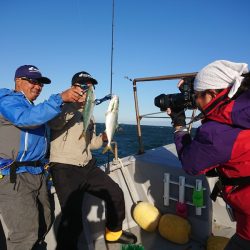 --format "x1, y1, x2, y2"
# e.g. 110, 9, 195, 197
133, 80, 144, 154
